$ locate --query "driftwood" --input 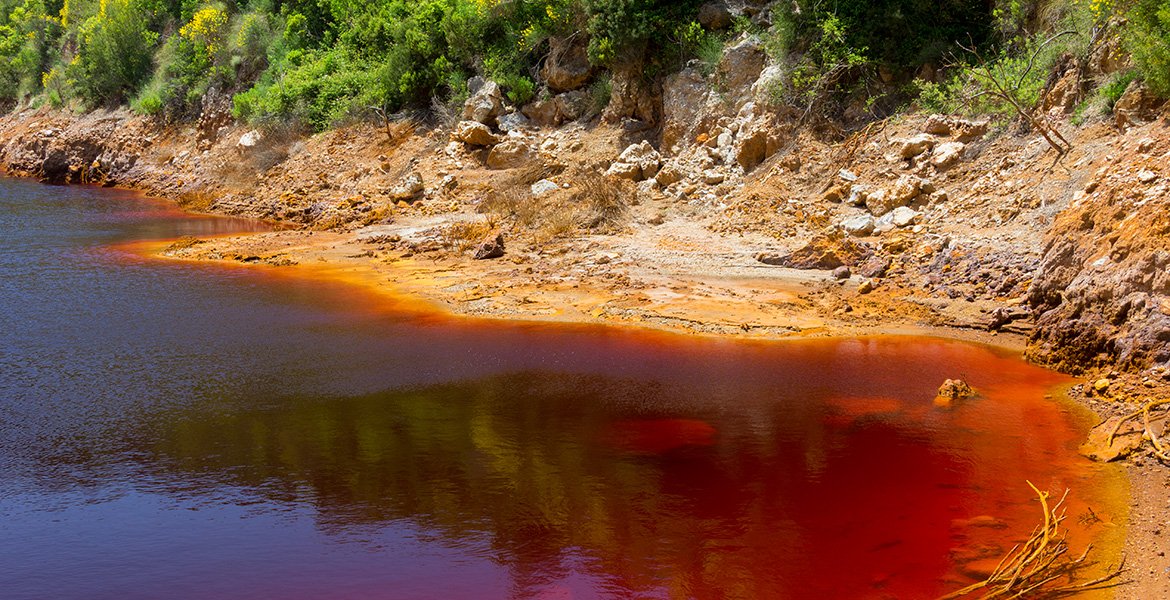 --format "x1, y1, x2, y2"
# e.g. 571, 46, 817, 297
938, 481, 1126, 600
1105, 399, 1170, 462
